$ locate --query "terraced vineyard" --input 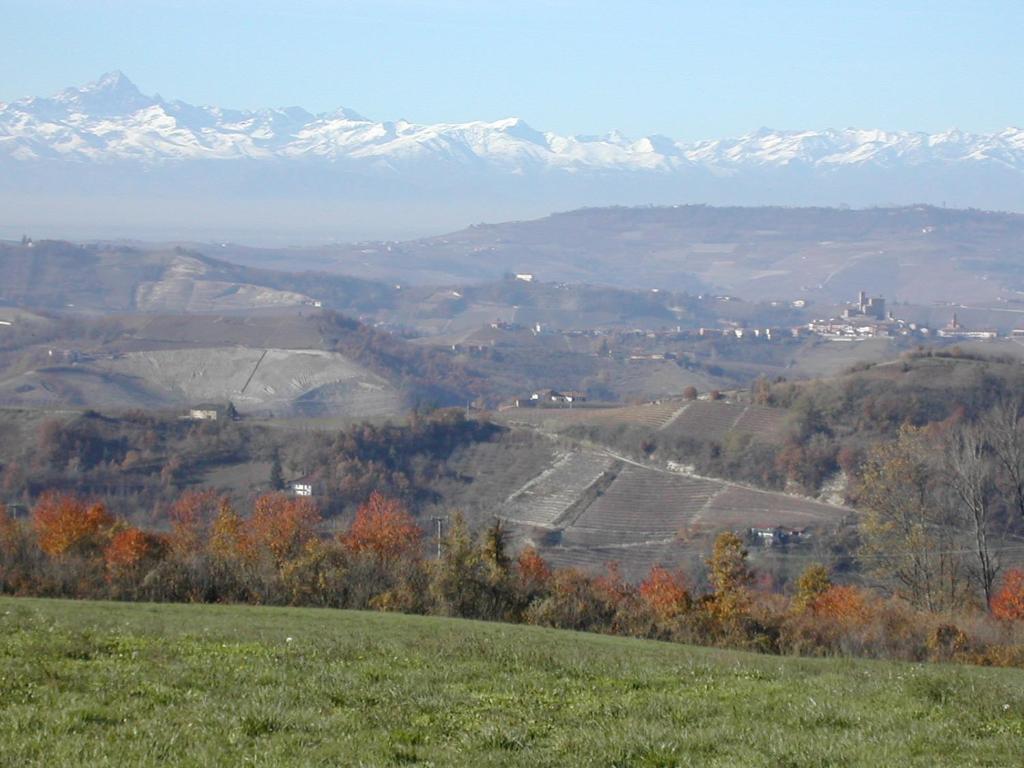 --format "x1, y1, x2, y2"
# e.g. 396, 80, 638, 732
731, 404, 791, 443
489, 434, 848, 579
701, 485, 845, 528
660, 401, 790, 444
564, 466, 722, 544
661, 400, 745, 441
541, 539, 690, 582
499, 451, 615, 527
500, 399, 687, 430
429, 435, 559, 526
501, 400, 790, 446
